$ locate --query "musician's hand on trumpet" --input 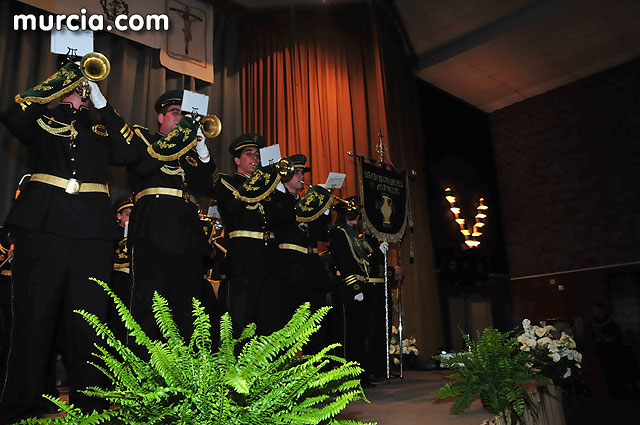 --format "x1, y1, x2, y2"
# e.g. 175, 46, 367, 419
195, 128, 211, 163
87, 81, 107, 109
